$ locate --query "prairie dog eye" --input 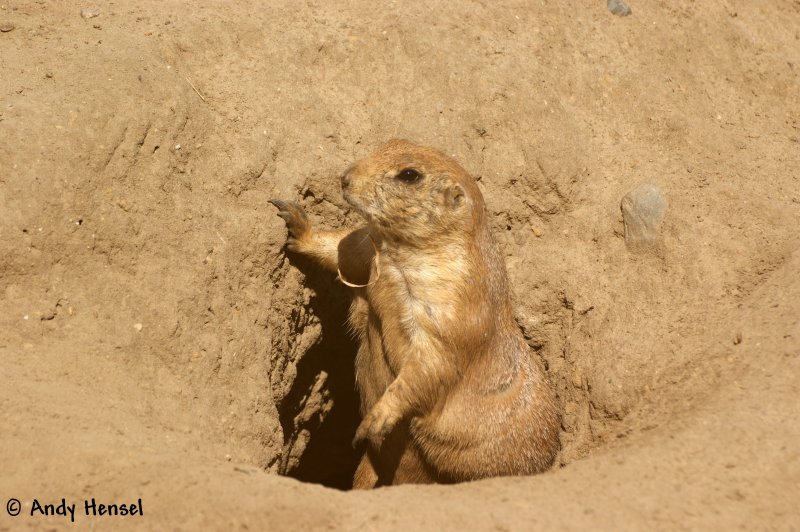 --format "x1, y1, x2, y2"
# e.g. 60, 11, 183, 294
395, 168, 423, 183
